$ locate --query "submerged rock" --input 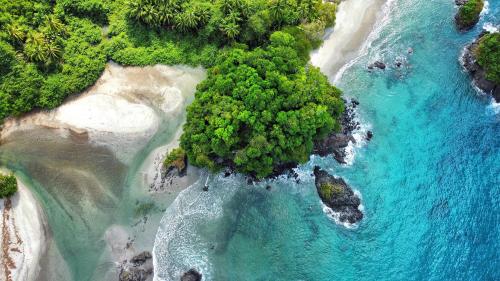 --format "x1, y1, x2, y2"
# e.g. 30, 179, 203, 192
181, 269, 202, 281
369, 61, 386, 70
366, 131, 373, 141
119, 251, 153, 281
313, 167, 363, 223
461, 31, 500, 102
